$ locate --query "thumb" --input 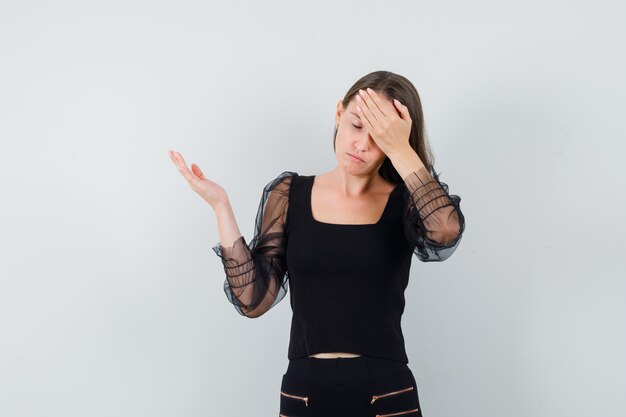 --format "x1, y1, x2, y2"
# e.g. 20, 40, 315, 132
393, 98, 410, 120
191, 163, 206, 180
